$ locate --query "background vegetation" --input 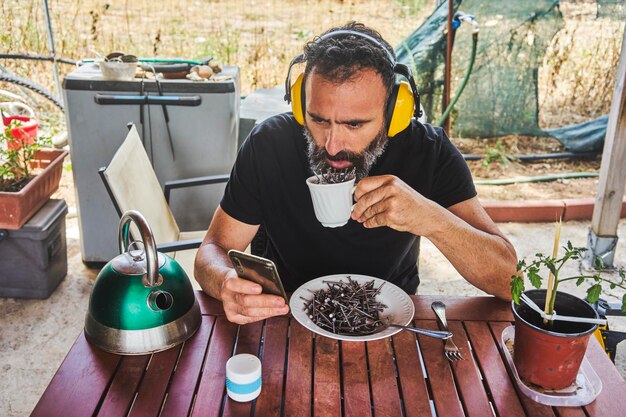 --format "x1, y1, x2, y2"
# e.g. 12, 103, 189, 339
0, 0, 623, 135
